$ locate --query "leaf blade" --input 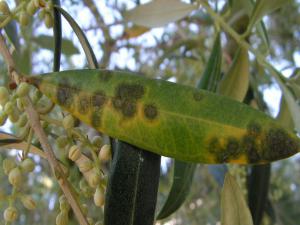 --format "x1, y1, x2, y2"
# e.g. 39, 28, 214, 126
221, 173, 254, 225
124, 0, 197, 28
29, 69, 300, 164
